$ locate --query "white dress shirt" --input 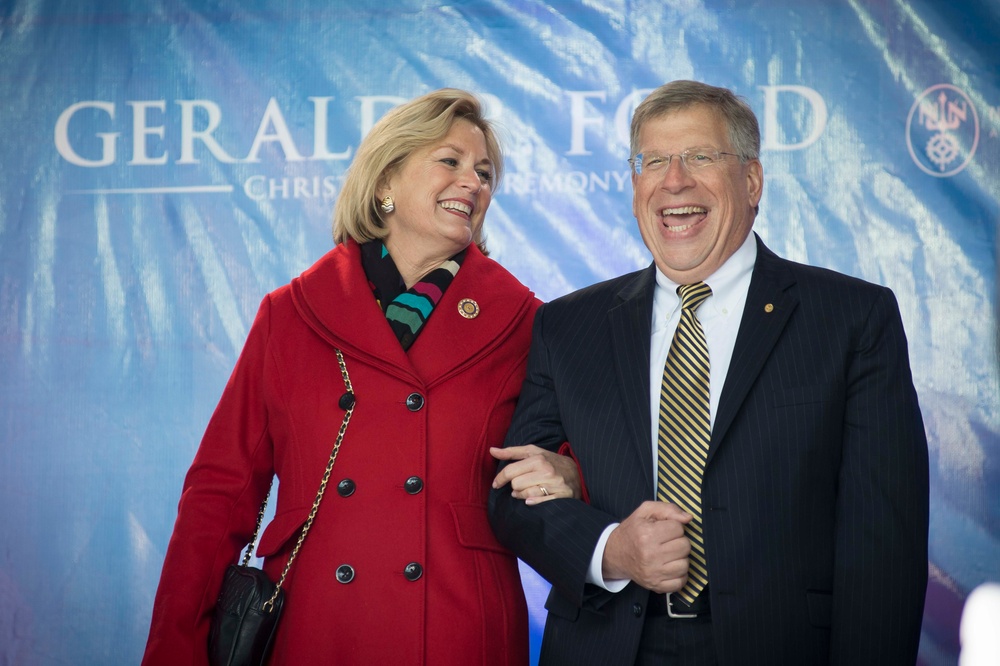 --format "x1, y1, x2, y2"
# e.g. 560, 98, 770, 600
586, 233, 757, 590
